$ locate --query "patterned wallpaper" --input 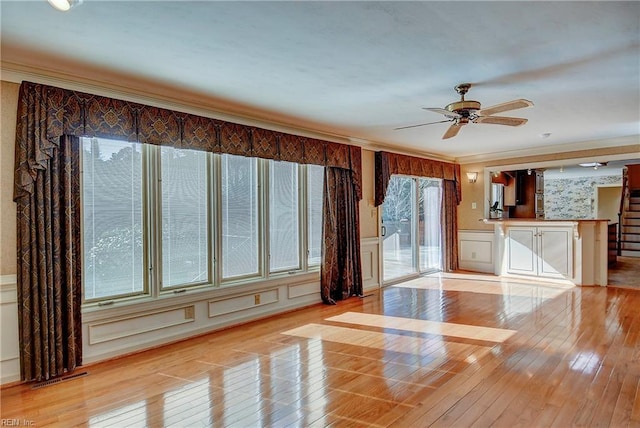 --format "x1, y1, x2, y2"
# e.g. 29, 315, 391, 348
544, 175, 621, 219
